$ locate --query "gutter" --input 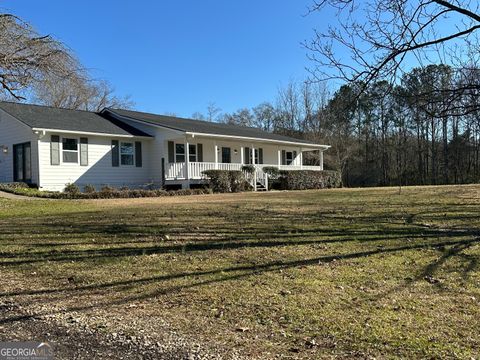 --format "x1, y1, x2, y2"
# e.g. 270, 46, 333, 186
31, 128, 153, 139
